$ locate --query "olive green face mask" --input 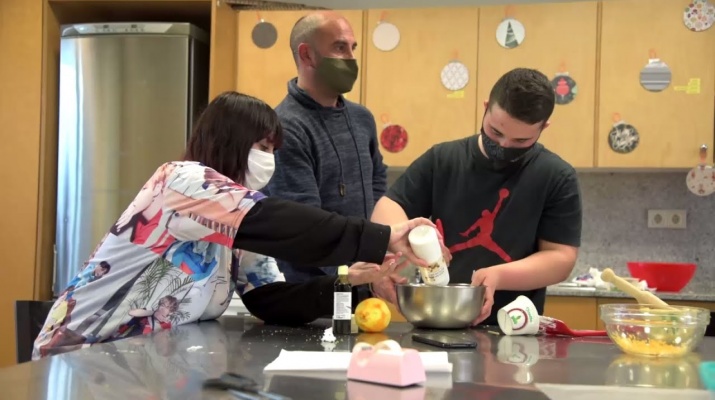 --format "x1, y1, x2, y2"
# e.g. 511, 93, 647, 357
315, 57, 359, 94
